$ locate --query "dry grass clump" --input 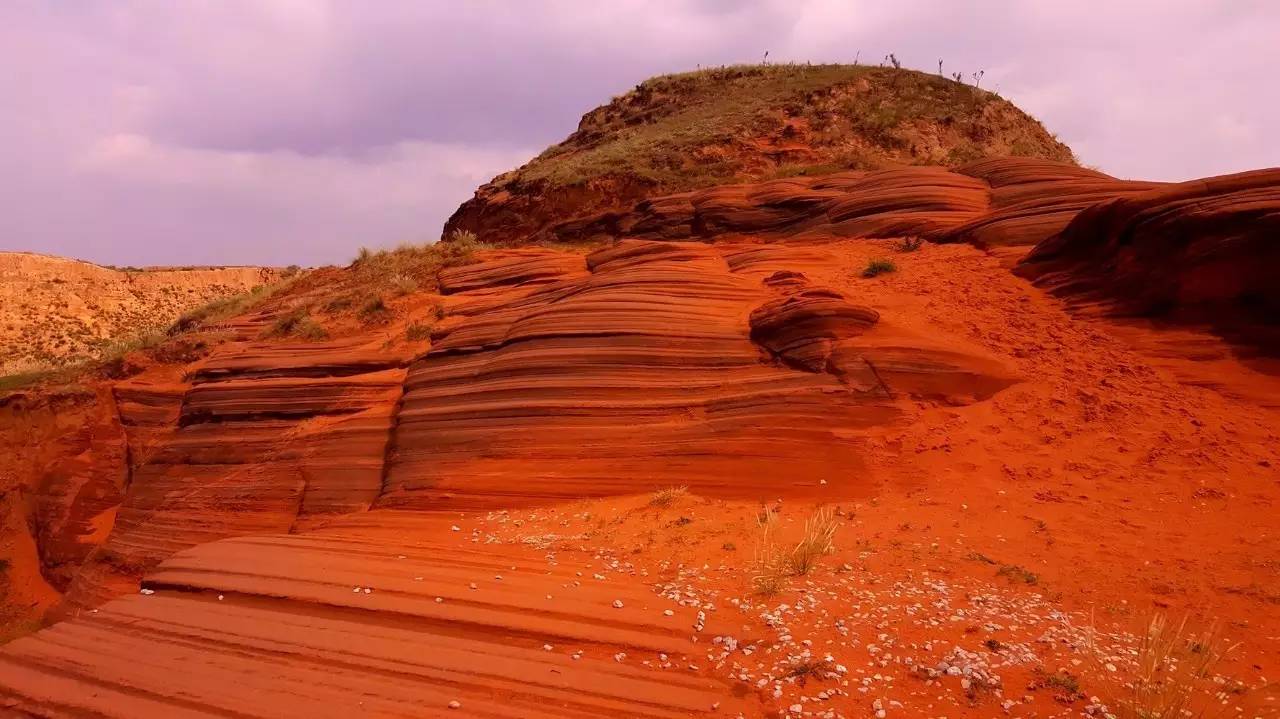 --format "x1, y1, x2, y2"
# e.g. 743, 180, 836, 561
405, 322, 433, 342
389, 274, 418, 295
862, 259, 897, 278
894, 236, 925, 252
648, 486, 689, 508
358, 296, 389, 324
783, 658, 838, 686
1091, 615, 1260, 719
263, 310, 328, 341
752, 505, 840, 595
788, 505, 838, 575
996, 563, 1040, 585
